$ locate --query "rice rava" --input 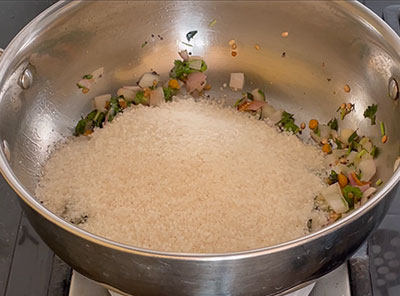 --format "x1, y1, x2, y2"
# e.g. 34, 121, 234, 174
36, 98, 329, 253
